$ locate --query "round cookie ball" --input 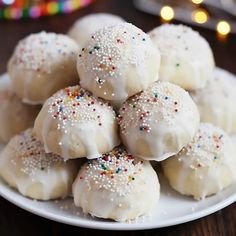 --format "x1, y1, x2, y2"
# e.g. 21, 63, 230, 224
118, 82, 200, 161
0, 129, 80, 200
149, 24, 215, 90
73, 147, 160, 222
191, 67, 236, 134
0, 73, 40, 143
77, 23, 161, 105
8, 31, 79, 105
162, 123, 236, 200
68, 13, 124, 46
34, 85, 120, 160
